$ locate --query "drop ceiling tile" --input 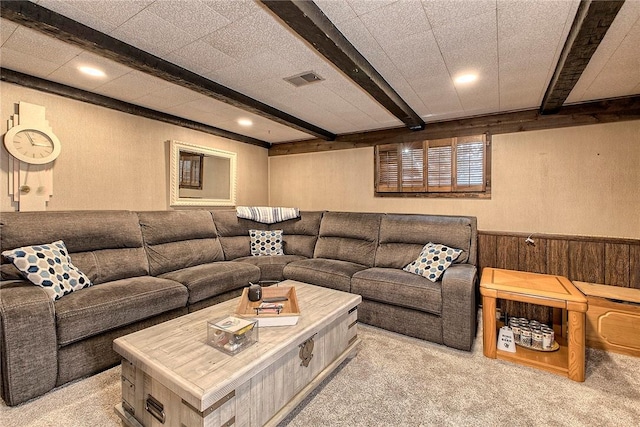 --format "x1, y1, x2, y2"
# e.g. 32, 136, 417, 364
46, 51, 133, 91
497, 0, 575, 42
359, 0, 431, 43
421, 0, 496, 29
215, 115, 310, 142
93, 71, 173, 102
1, 19, 18, 45
378, 30, 444, 82
145, 0, 230, 39
432, 10, 497, 57
314, 0, 358, 24
500, 87, 544, 112
146, 85, 208, 107
241, 52, 300, 81
346, 0, 396, 17
202, 11, 277, 61
411, 76, 462, 116
110, 9, 198, 57
2, 25, 82, 65
201, 0, 262, 22
39, 0, 153, 34
165, 41, 237, 75
0, 47, 60, 78
210, 62, 273, 90
239, 78, 296, 103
